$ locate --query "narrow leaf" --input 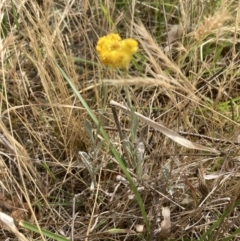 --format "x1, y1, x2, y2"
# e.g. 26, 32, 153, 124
110, 100, 220, 154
